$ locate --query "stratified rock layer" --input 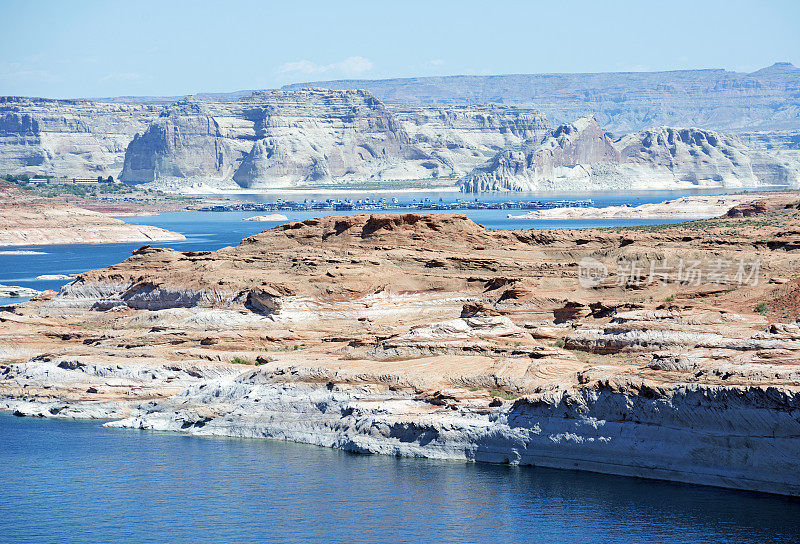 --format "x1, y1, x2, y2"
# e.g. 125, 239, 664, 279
461, 117, 799, 192
0, 96, 159, 178
4, 198, 800, 495
5, 66, 800, 191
